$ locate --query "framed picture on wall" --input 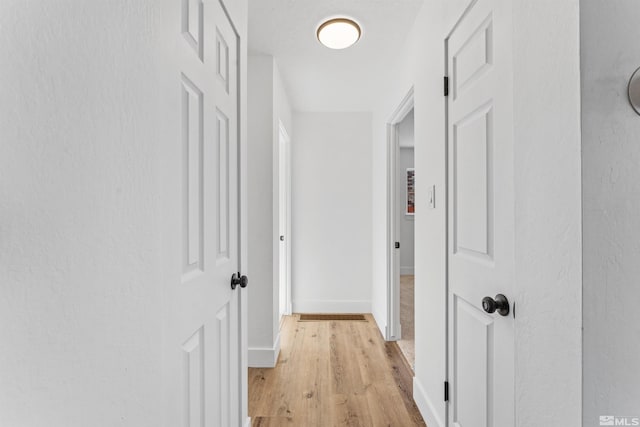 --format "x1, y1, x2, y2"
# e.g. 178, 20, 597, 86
406, 168, 415, 215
